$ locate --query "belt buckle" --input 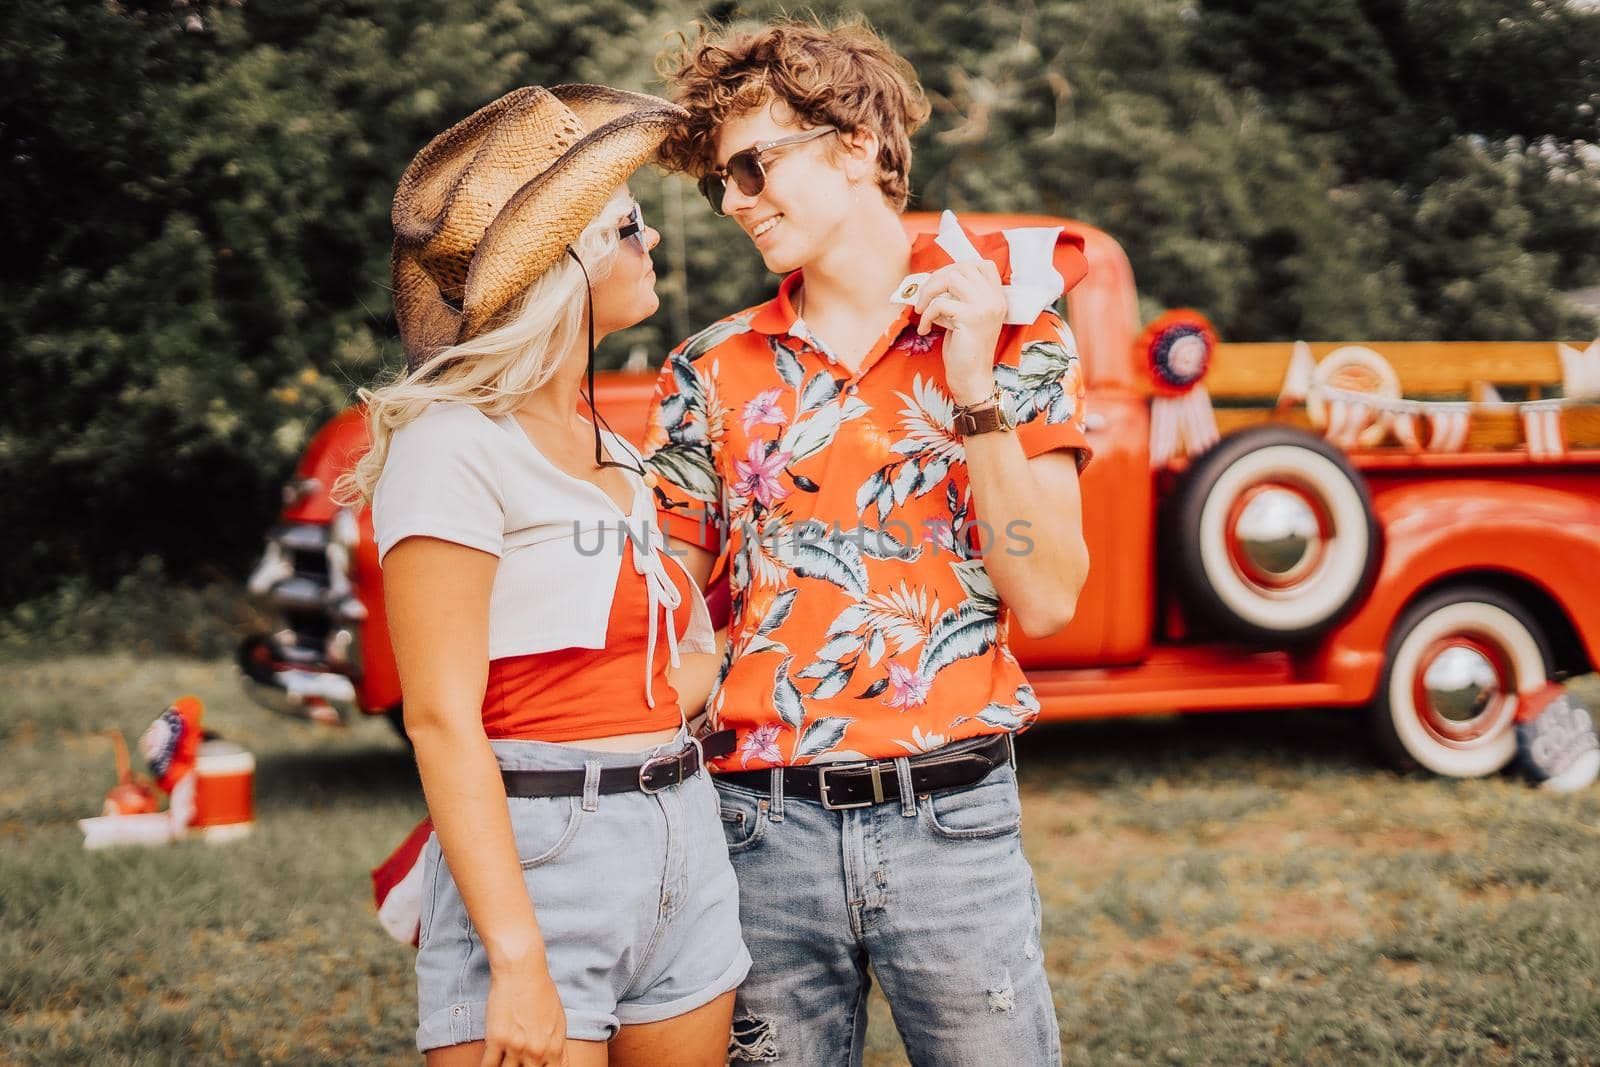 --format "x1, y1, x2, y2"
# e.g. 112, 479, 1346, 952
817, 762, 881, 811
639, 738, 699, 795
